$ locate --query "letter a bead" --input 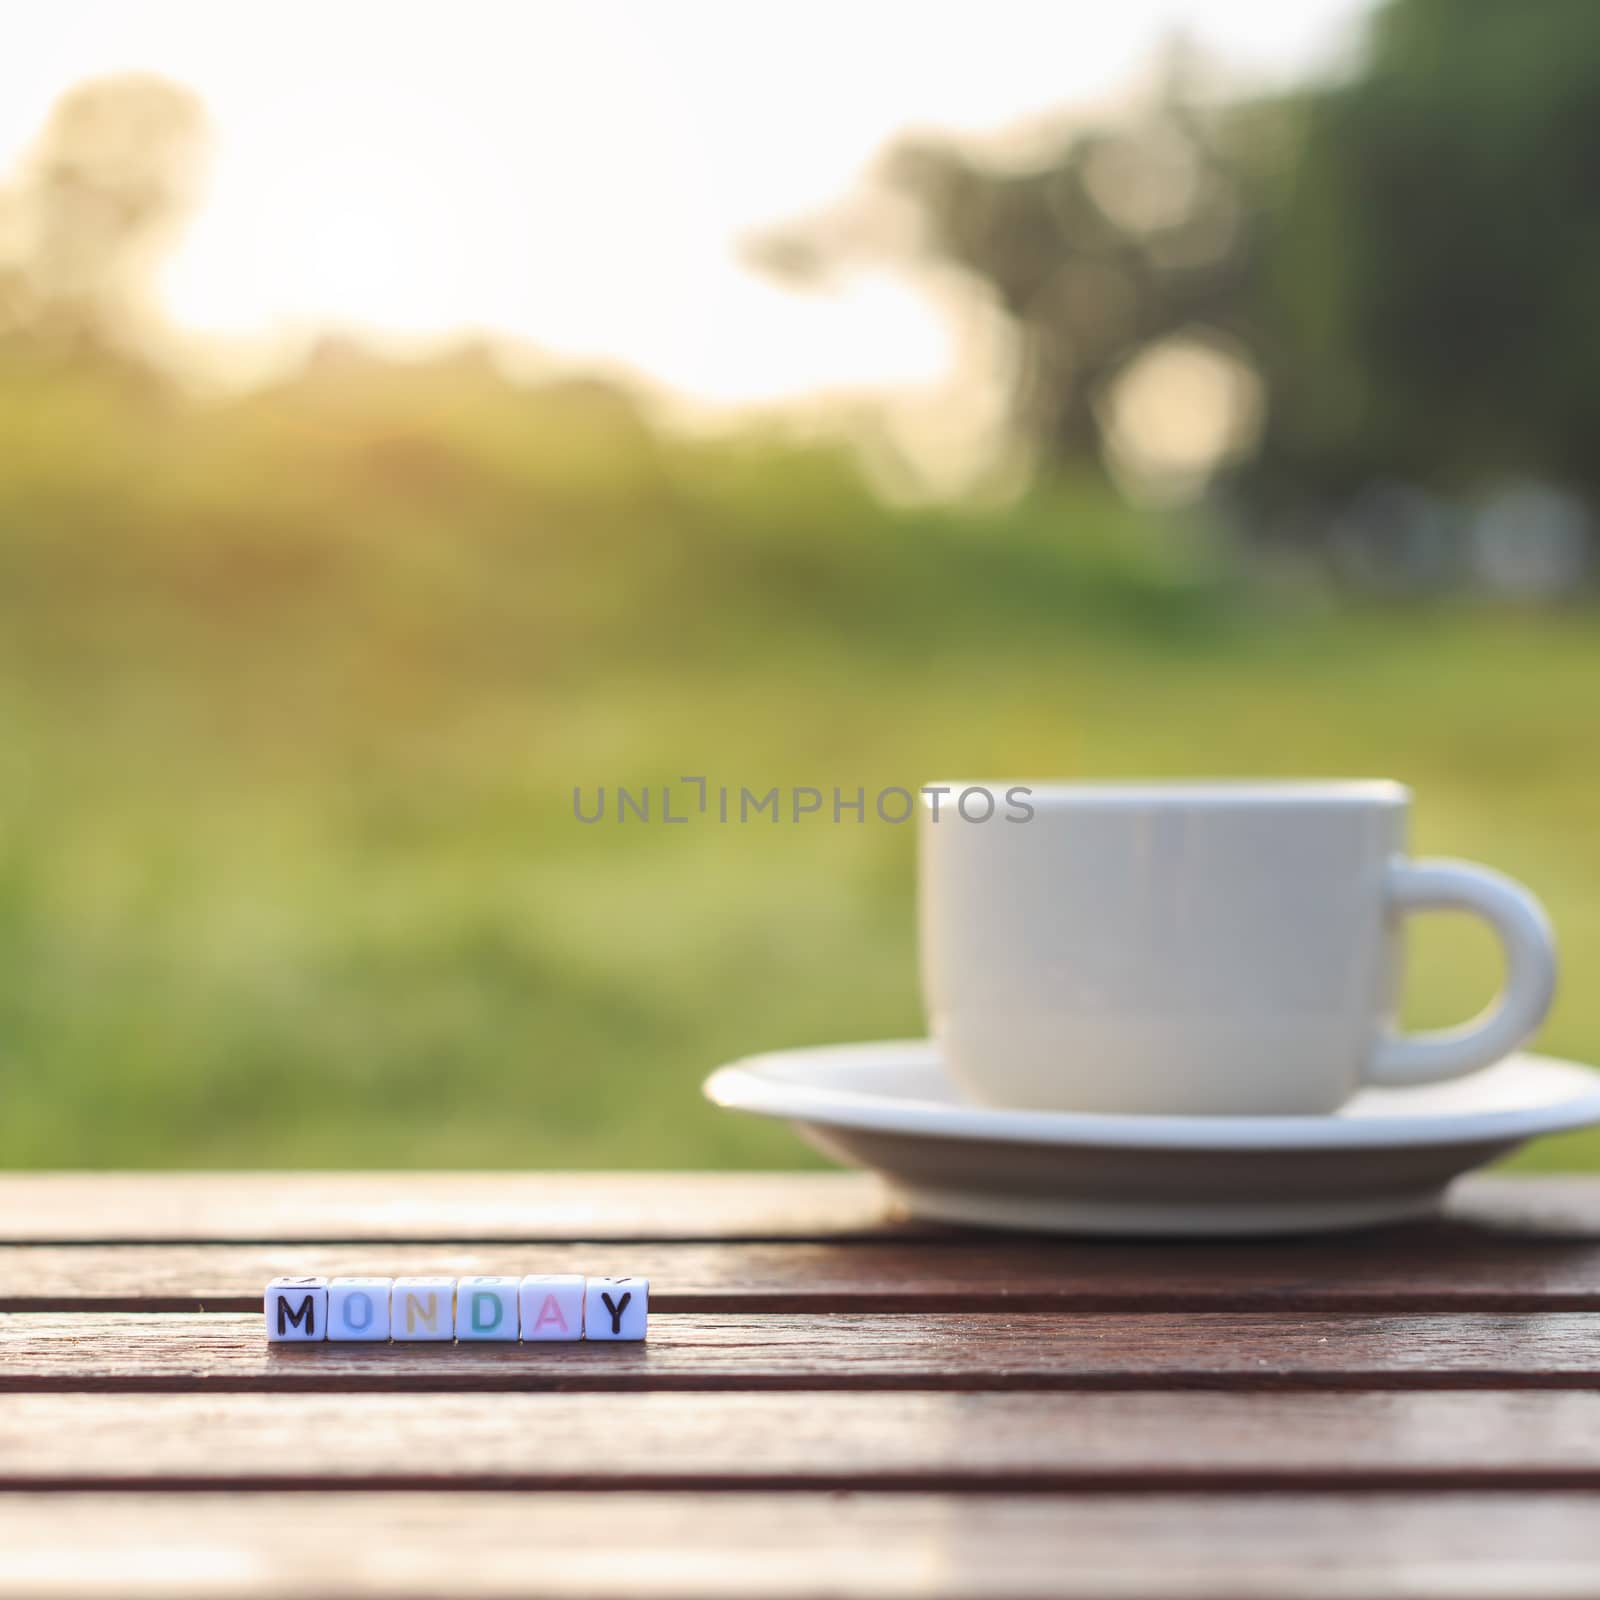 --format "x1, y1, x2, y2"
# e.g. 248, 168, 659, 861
391, 1275, 456, 1341
328, 1276, 394, 1342
454, 1275, 520, 1340
583, 1276, 648, 1340
265, 1276, 328, 1342
518, 1274, 584, 1342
